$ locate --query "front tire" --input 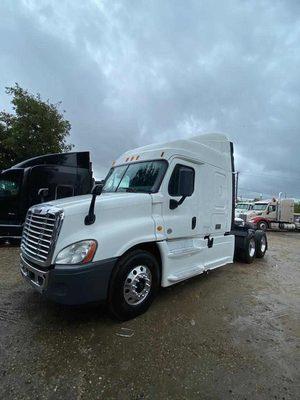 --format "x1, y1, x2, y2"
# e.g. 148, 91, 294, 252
108, 250, 160, 321
257, 220, 268, 231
